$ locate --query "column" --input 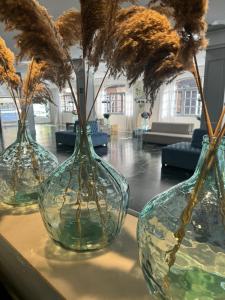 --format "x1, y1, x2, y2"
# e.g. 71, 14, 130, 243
201, 27, 225, 129
73, 59, 95, 122
27, 104, 36, 140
